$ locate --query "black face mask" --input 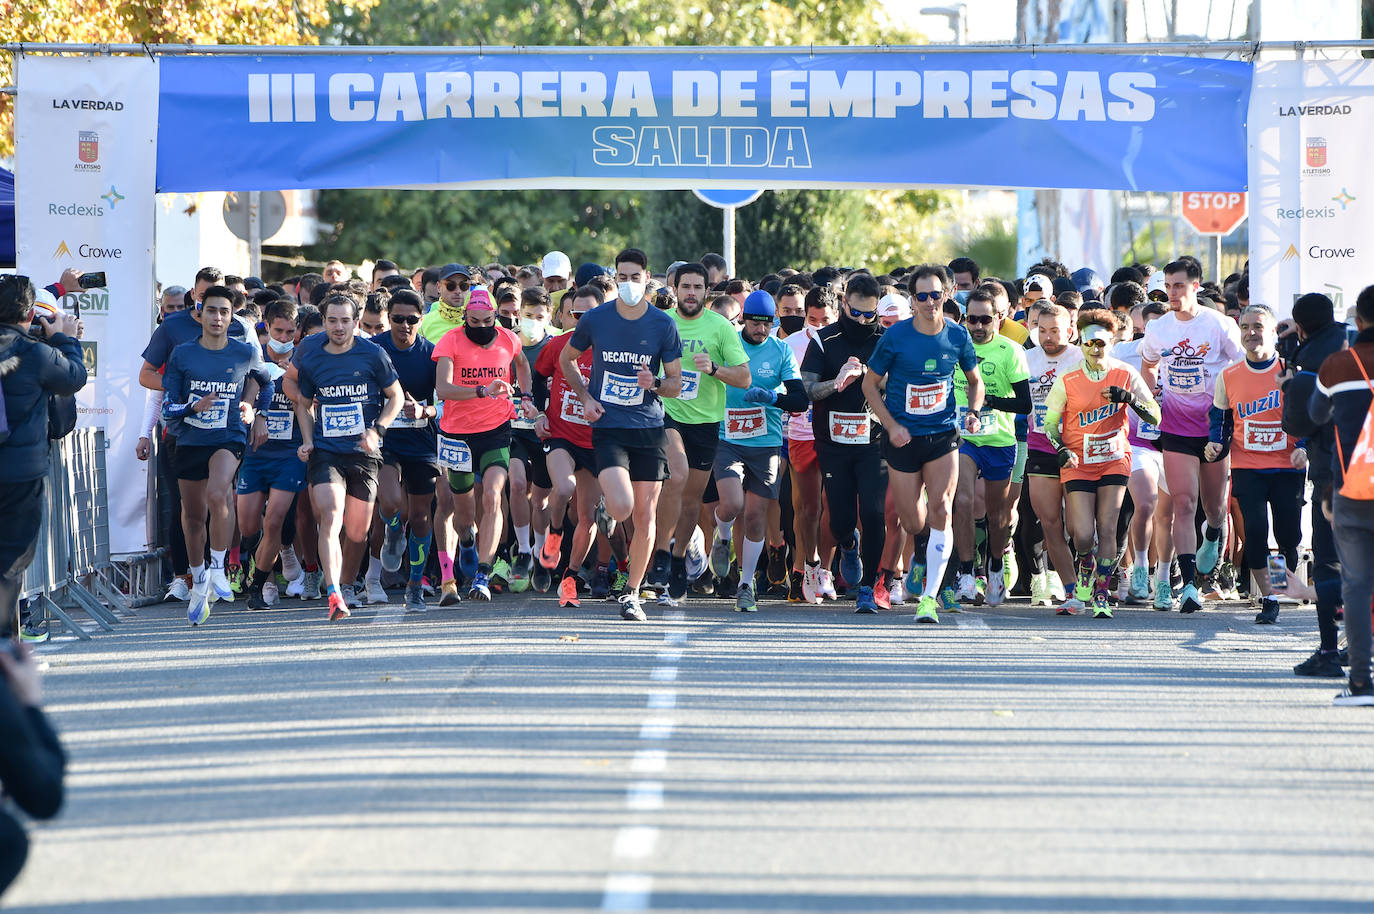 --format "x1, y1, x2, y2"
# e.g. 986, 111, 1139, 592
465, 324, 497, 346
497, 314, 515, 330
839, 311, 877, 343
779, 315, 806, 336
